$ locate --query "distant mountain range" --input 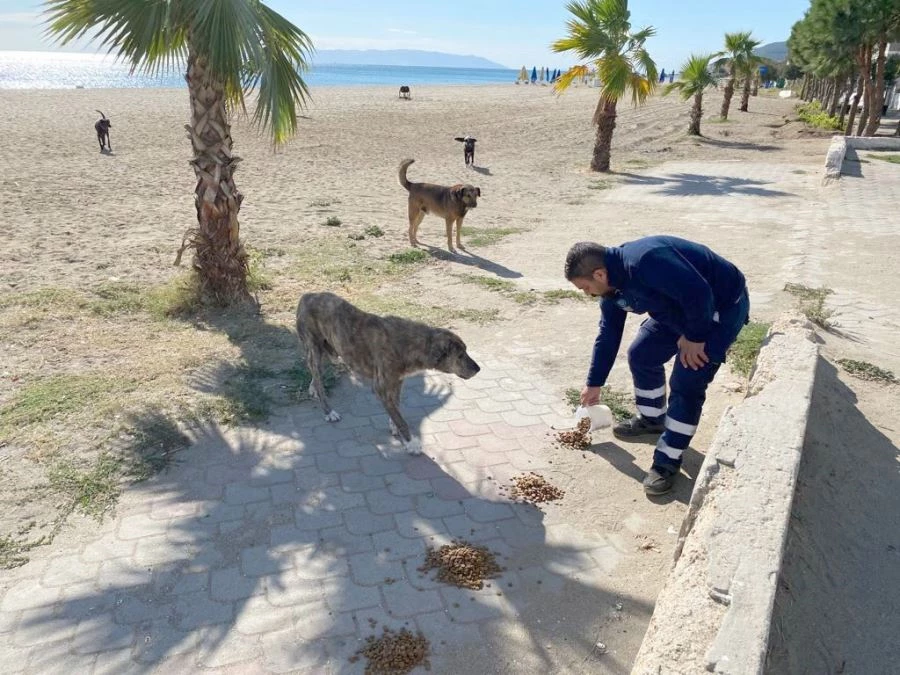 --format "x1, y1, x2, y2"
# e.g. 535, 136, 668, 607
755, 41, 788, 63
312, 49, 509, 70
